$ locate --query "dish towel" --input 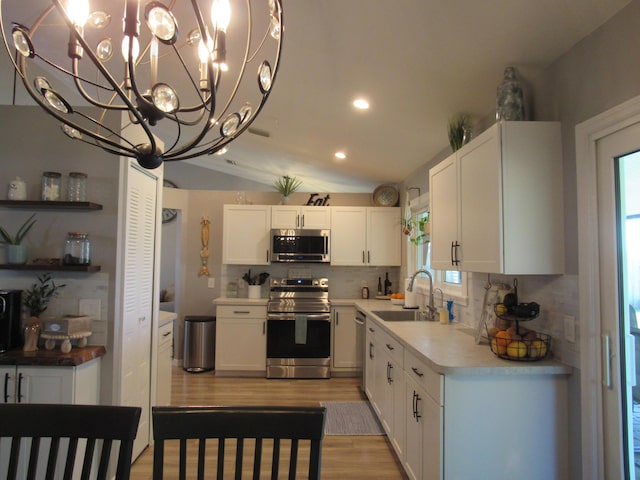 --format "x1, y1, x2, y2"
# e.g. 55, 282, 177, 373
295, 314, 308, 344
